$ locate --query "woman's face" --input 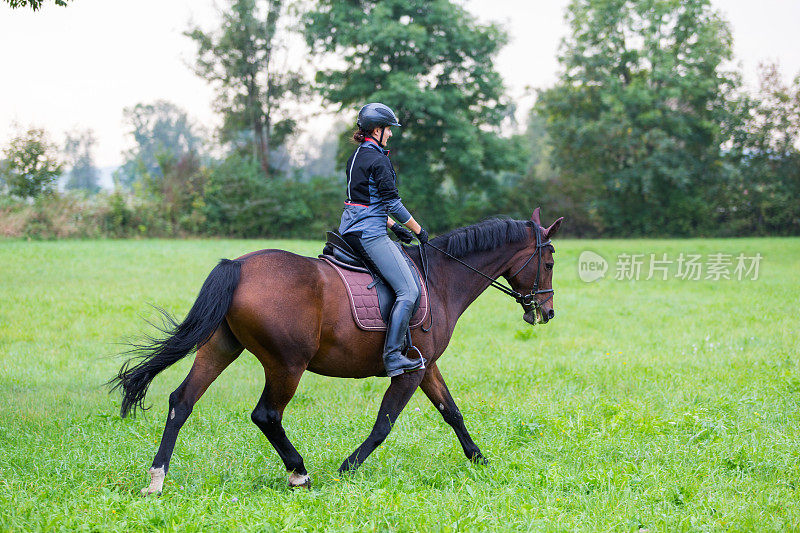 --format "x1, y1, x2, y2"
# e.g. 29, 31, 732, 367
371, 126, 393, 146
